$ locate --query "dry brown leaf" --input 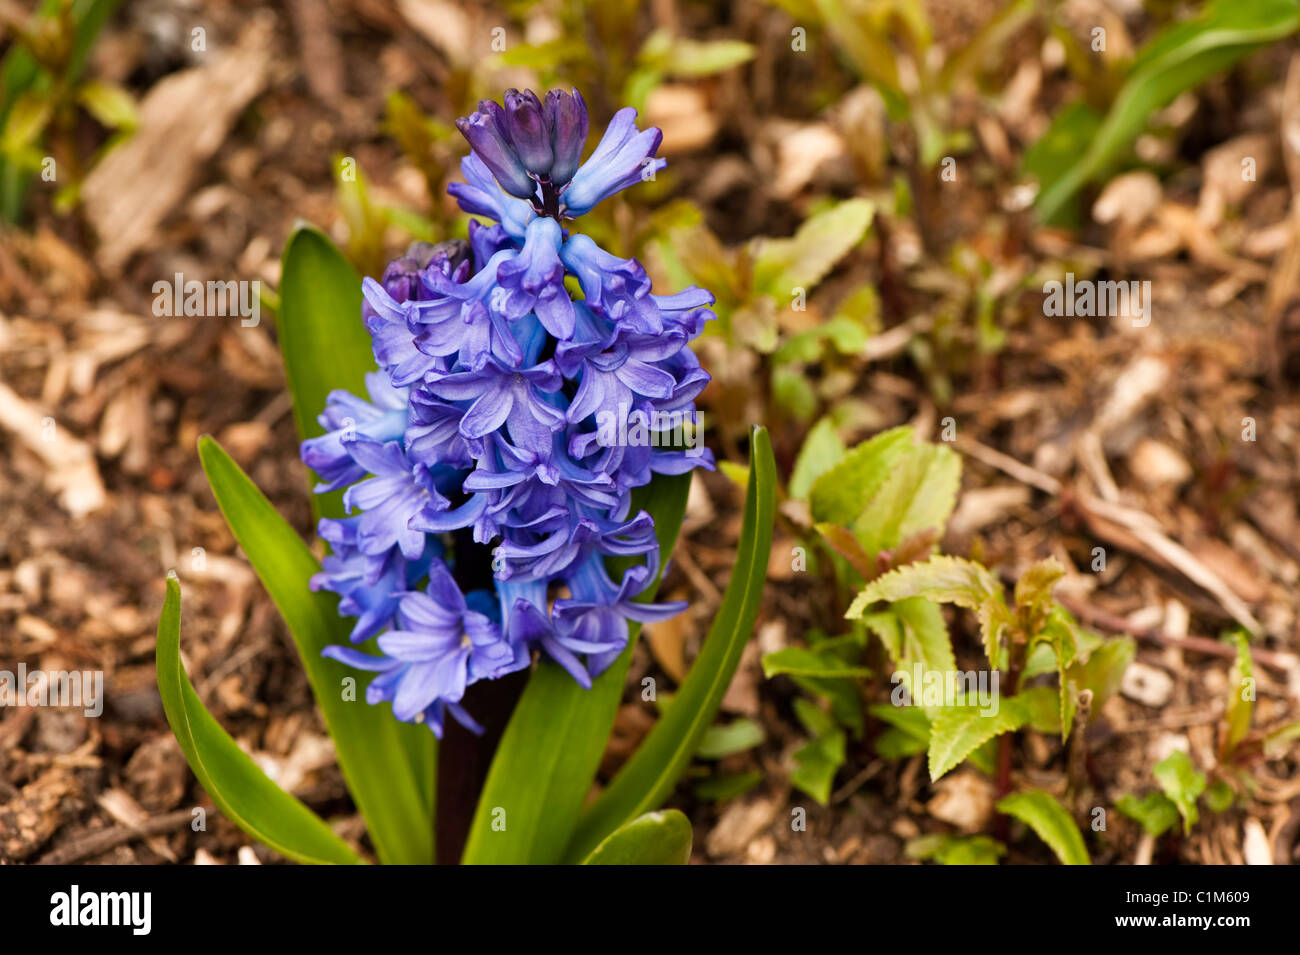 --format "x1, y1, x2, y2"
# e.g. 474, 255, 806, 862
81, 22, 272, 272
